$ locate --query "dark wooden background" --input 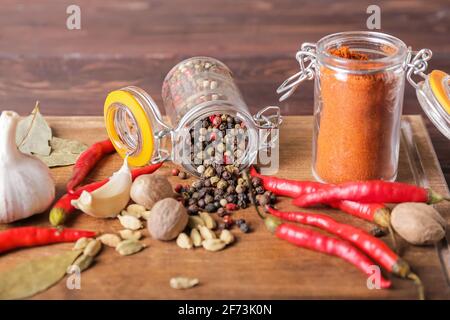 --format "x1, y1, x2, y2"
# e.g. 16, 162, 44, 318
0, 0, 449, 184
